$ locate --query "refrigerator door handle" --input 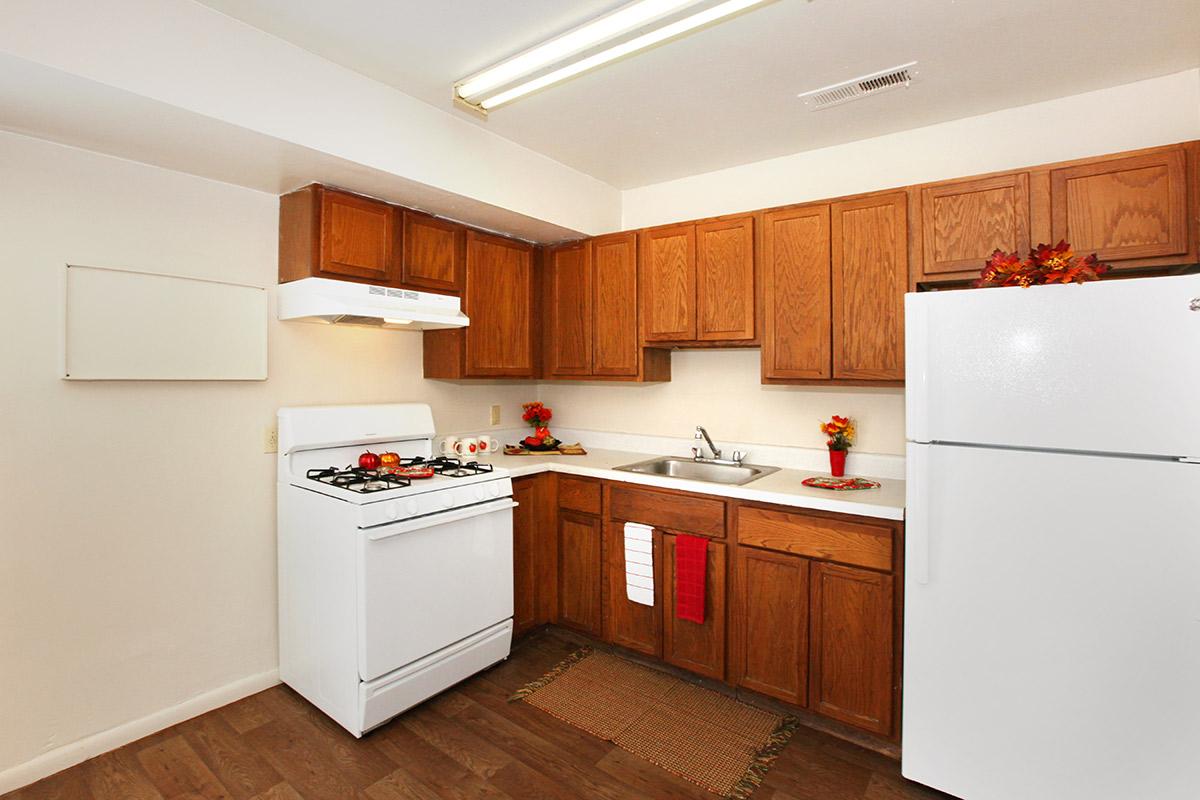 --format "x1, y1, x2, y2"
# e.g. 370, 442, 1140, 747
907, 443, 931, 585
